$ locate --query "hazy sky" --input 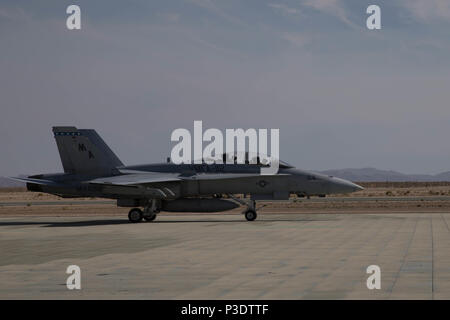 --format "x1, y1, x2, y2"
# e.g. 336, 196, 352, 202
1, 0, 450, 176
